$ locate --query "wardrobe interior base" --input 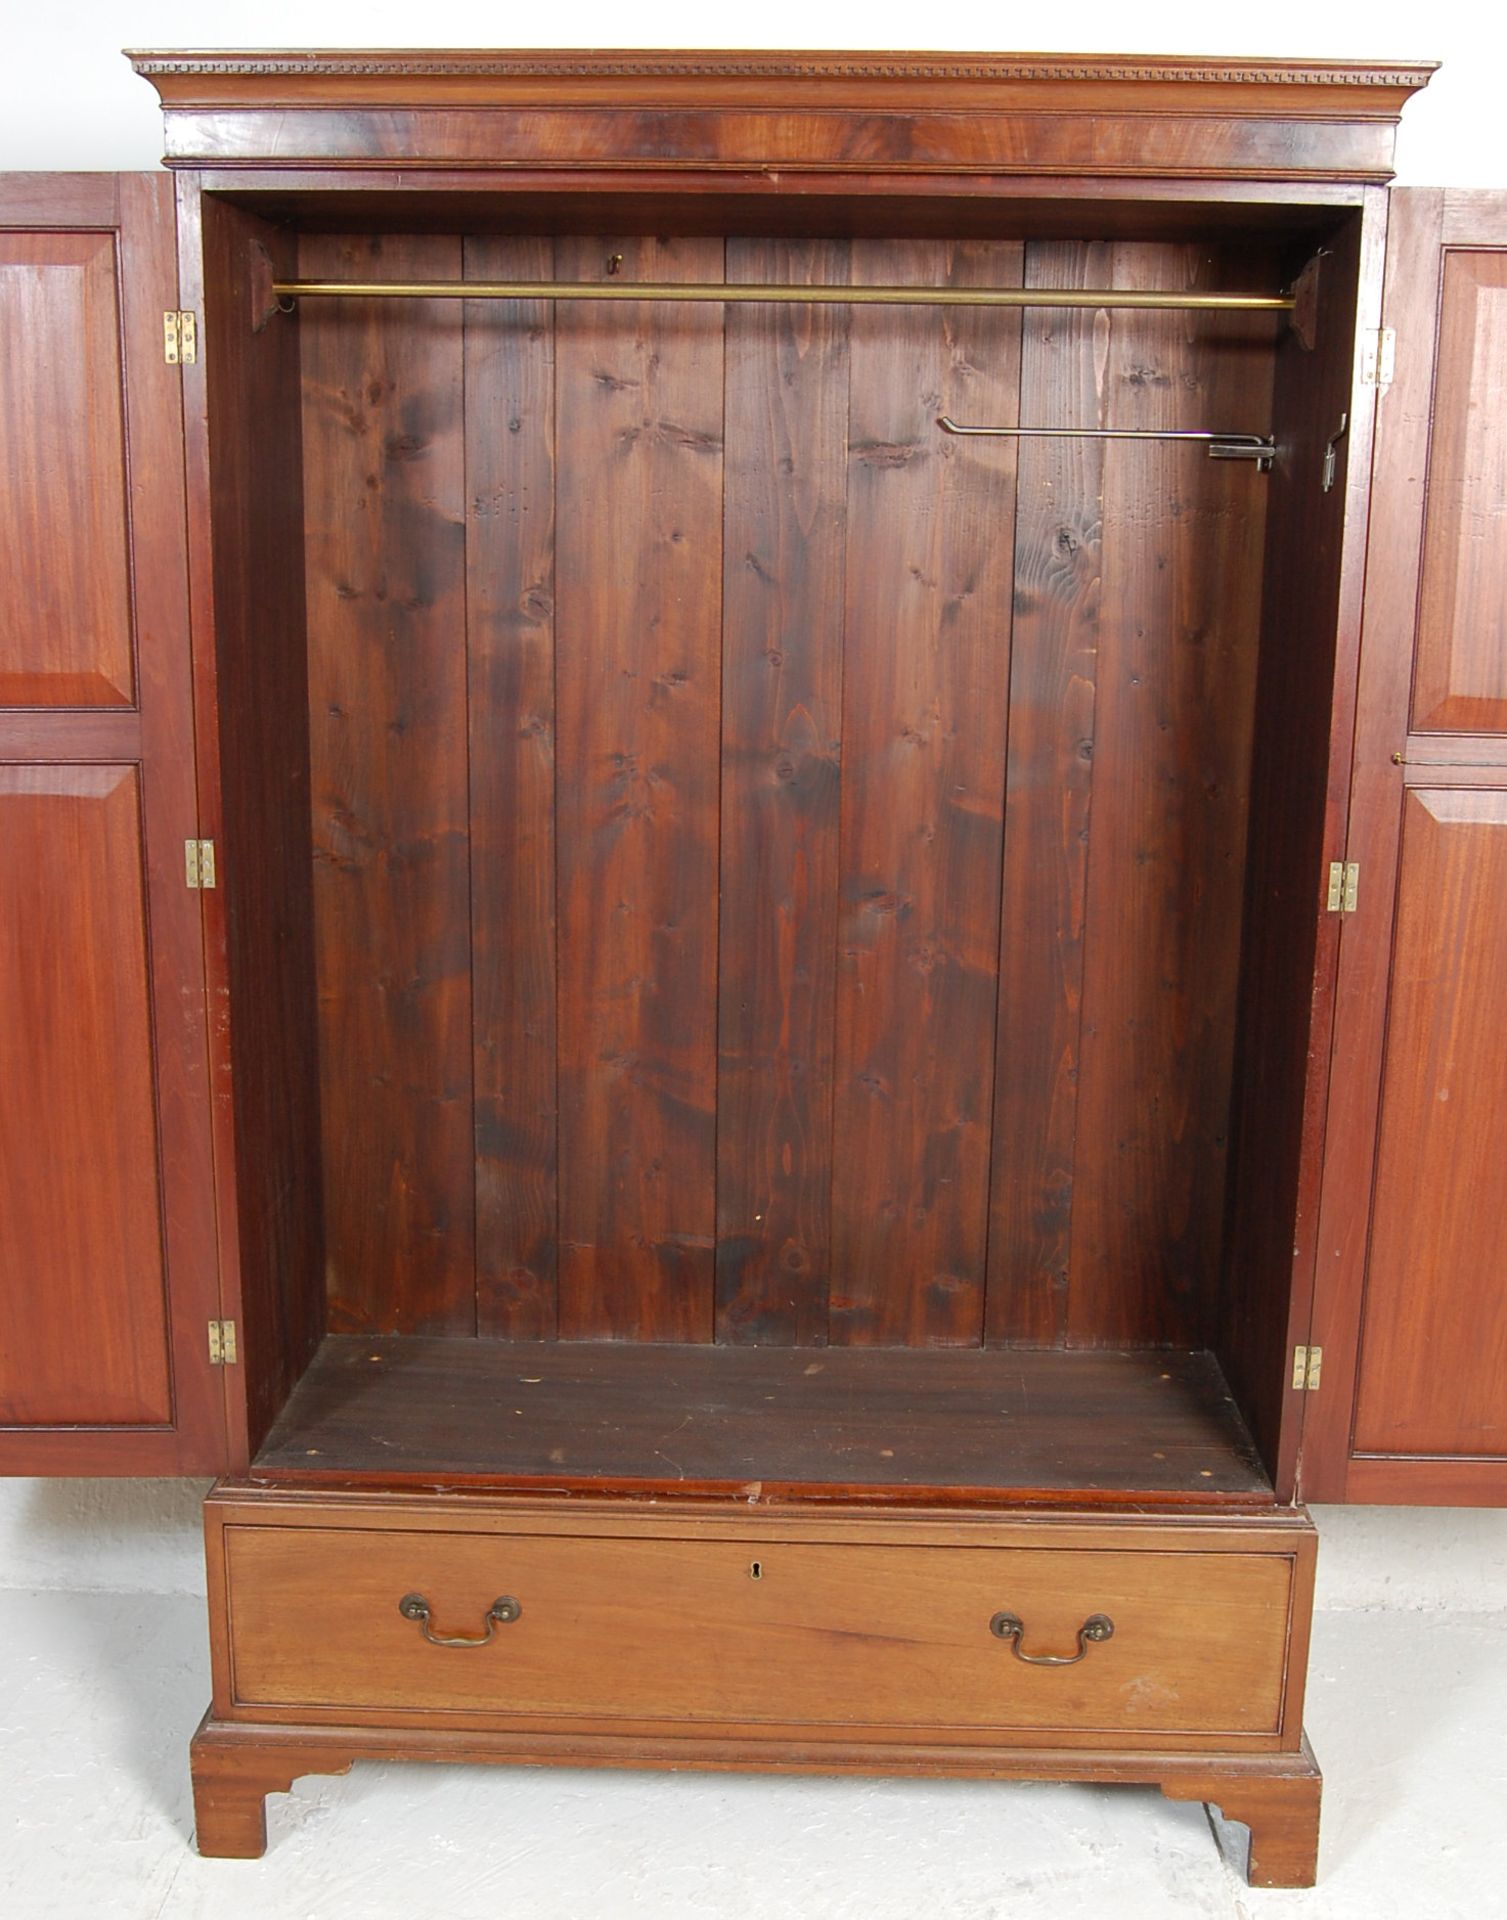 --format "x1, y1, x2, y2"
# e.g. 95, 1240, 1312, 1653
253, 1336, 1271, 1504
